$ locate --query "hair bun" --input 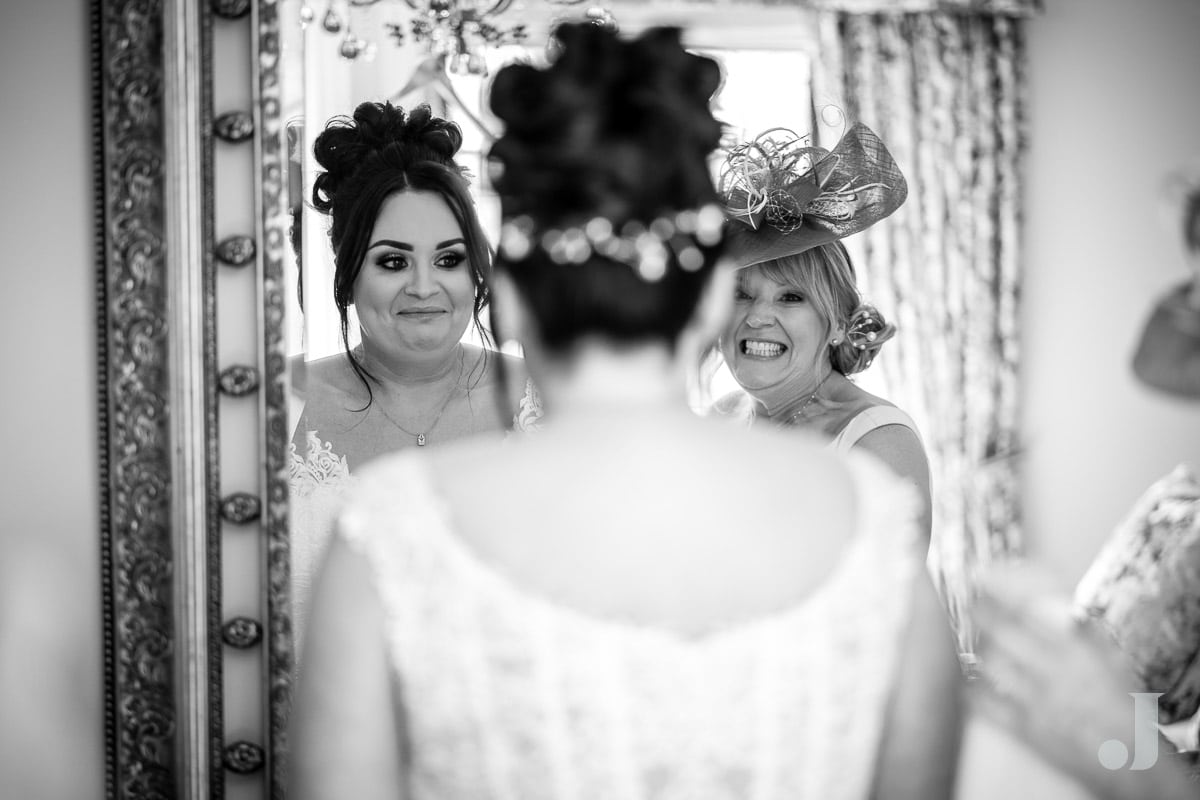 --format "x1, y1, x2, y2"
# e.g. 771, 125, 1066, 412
835, 302, 896, 374
311, 102, 463, 215
488, 23, 723, 224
